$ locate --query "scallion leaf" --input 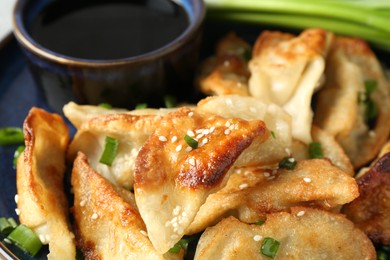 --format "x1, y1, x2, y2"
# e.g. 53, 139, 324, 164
308, 142, 324, 159
0, 218, 14, 235
164, 95, 177, 108
99, 136, 119, 166
0, 127, 24, 146
168, 238, 189, 254
98, 102, 112, 109
184, 135, 198, 149
260, 237, 280, 258
278, 157, 297, 170
135, 103, 148, 110
255, 220, 265, 225
7, 224, 42, 256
